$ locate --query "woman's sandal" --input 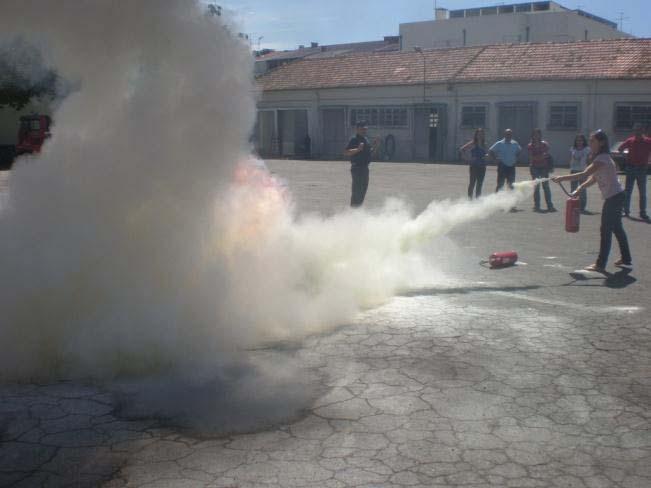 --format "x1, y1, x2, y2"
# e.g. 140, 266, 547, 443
614, 259, 632, 268
584, 263, 606, 273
